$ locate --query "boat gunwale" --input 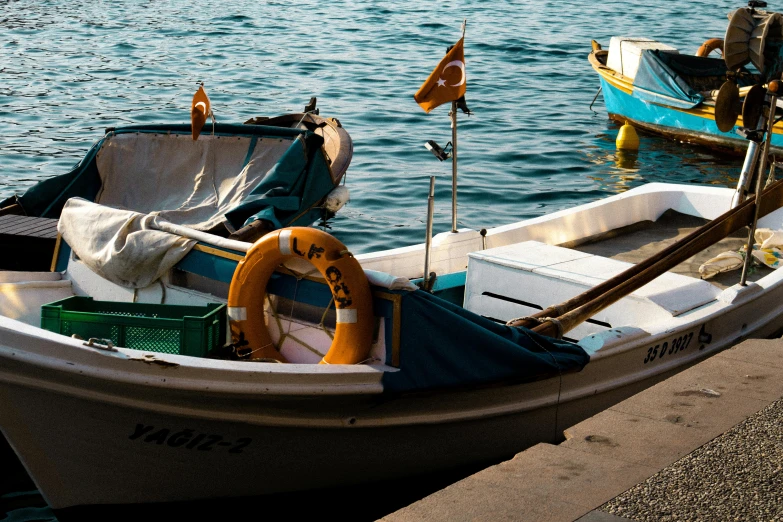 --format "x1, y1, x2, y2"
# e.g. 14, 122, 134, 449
4, 288, 783, 428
